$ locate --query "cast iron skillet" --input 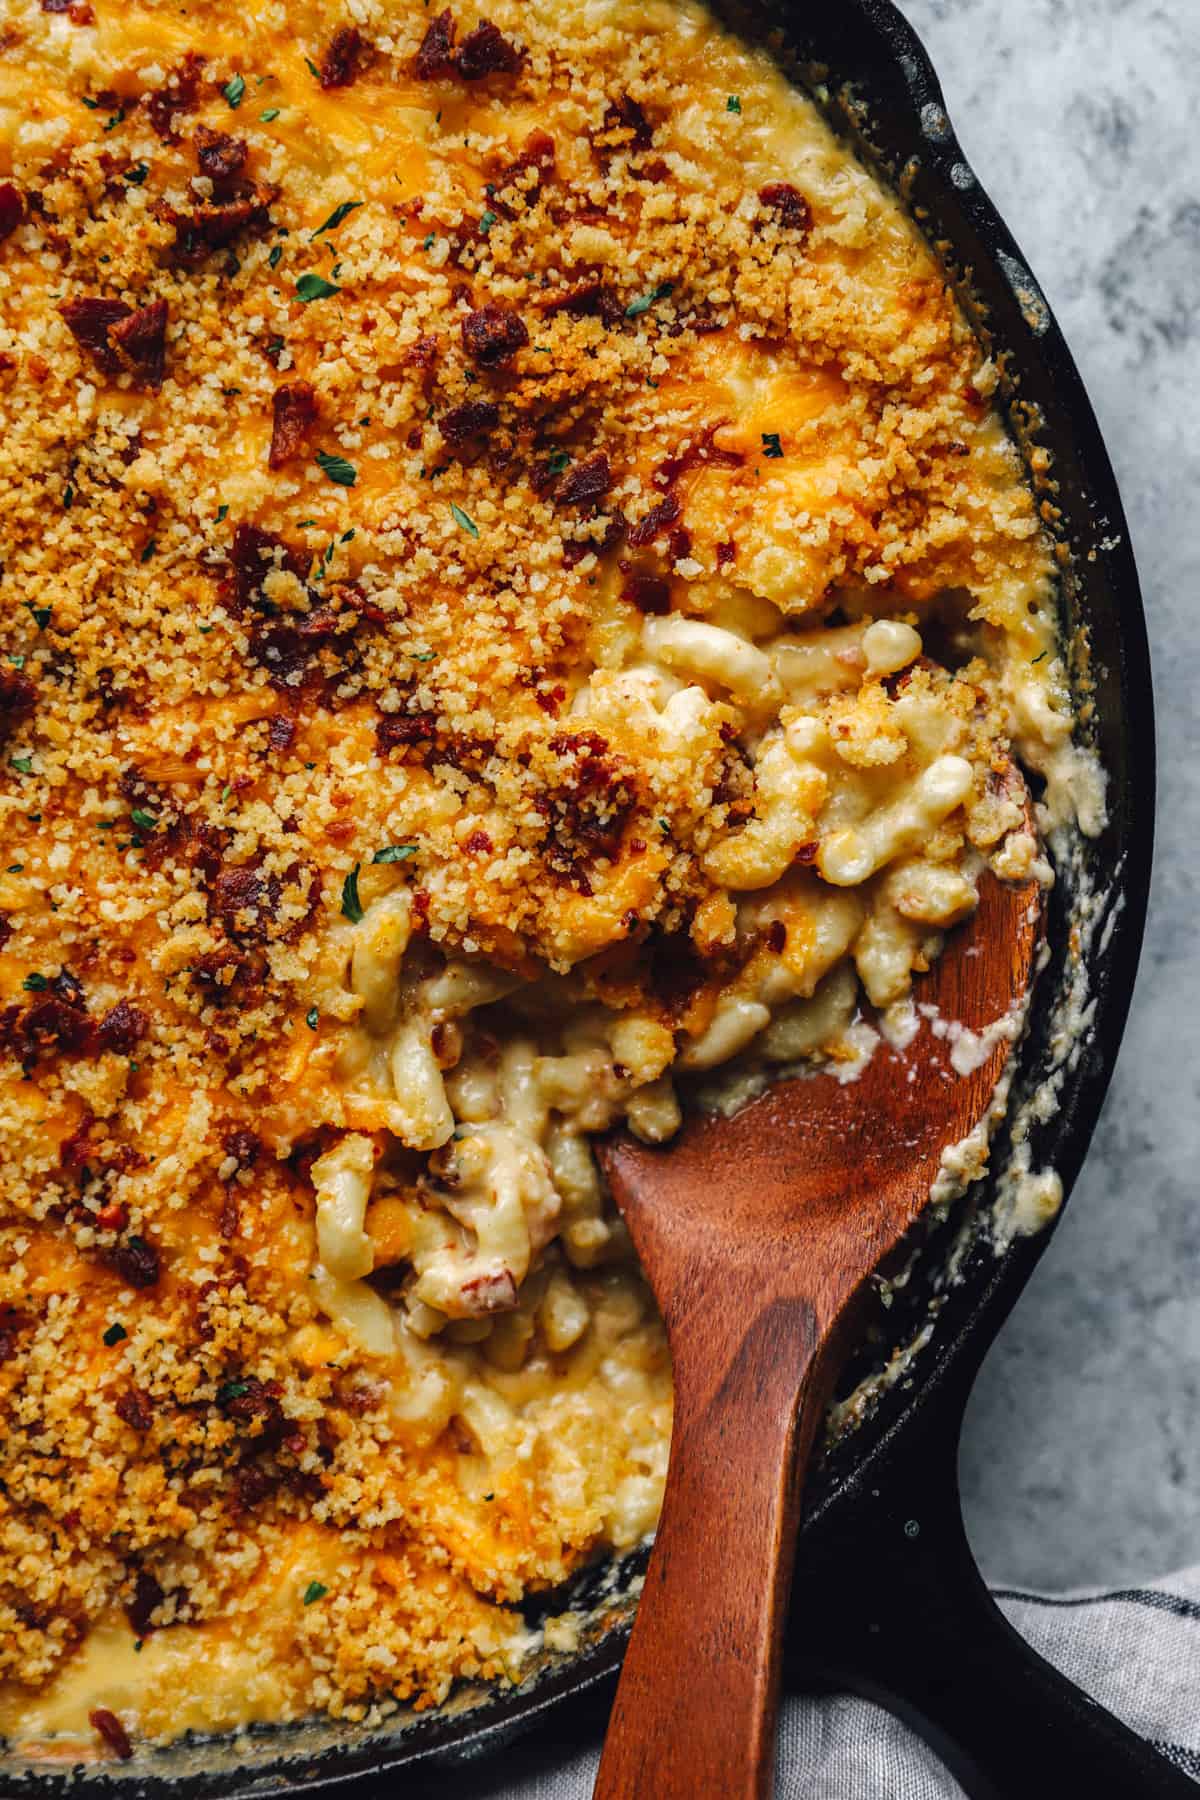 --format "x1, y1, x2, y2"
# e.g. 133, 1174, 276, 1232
4, 2, 1163, 1795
